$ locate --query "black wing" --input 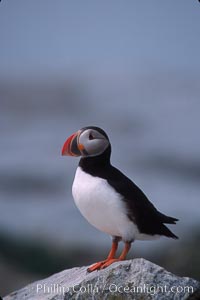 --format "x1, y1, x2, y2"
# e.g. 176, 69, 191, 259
106, 166, 178, 239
